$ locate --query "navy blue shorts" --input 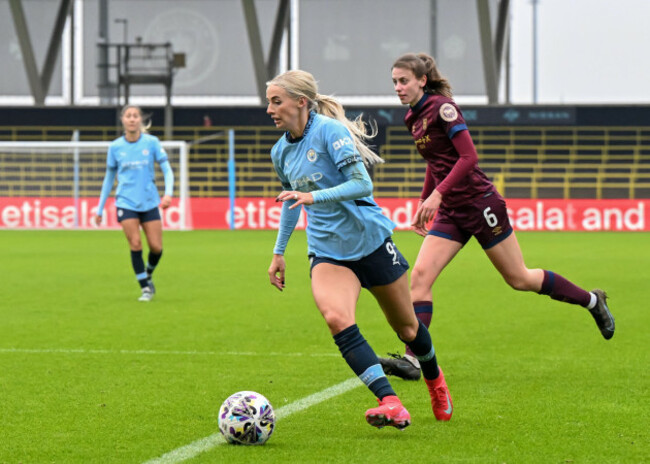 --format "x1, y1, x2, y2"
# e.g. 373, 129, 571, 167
428, 190, 513, 249
116, 207, 161, 223
309, 237, 409, 289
